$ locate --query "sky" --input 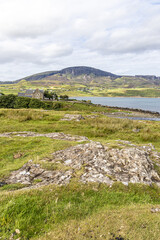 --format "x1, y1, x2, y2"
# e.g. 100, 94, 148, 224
0, 0, 160, 81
